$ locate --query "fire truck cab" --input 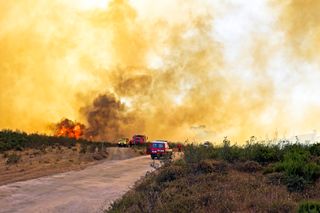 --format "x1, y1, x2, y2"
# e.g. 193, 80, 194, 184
150, 140, 173, 160
130, 134, 147, 145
